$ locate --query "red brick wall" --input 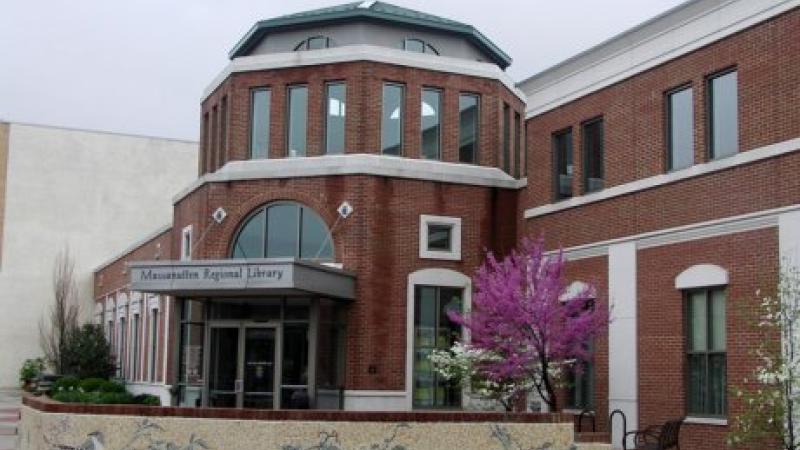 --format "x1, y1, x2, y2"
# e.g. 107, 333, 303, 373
170, 175, 518, 390
200, 61, 525, 176
524, 7, 800, 208
637, 228, 778, 450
